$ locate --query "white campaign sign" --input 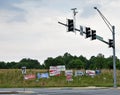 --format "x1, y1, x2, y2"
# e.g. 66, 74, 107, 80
49, 66, 60, 76
65, 70, 73, 76
86, 70, 95, 76
57, 65, 66, 71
